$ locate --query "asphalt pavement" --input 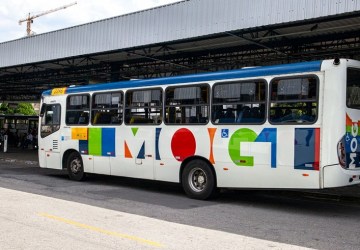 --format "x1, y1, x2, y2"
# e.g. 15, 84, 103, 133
1, 146, 360, 202
0, 146, 38, 163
